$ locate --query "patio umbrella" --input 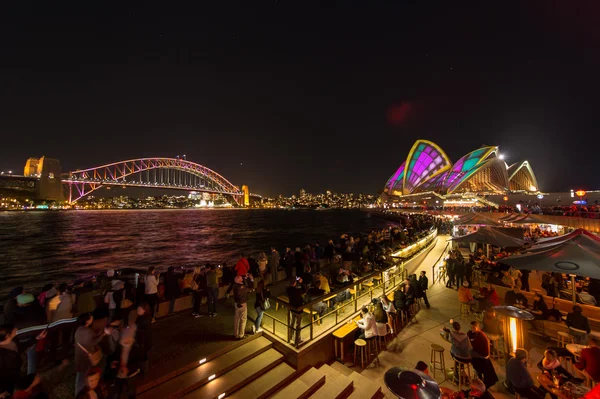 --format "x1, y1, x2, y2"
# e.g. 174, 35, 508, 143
452, 226, 526, 248
384, 369, 441, 399
454, 212, 502, 226
509, 214, 546, 224
500, 230, 600, 302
